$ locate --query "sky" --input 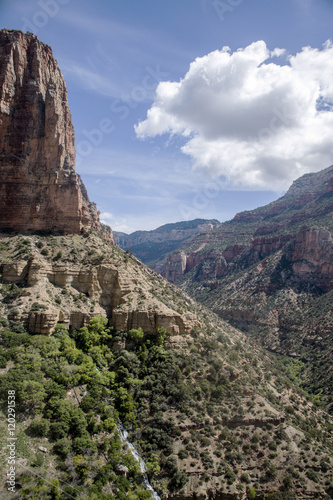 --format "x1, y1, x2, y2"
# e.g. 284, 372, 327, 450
1, 0, 333, 233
